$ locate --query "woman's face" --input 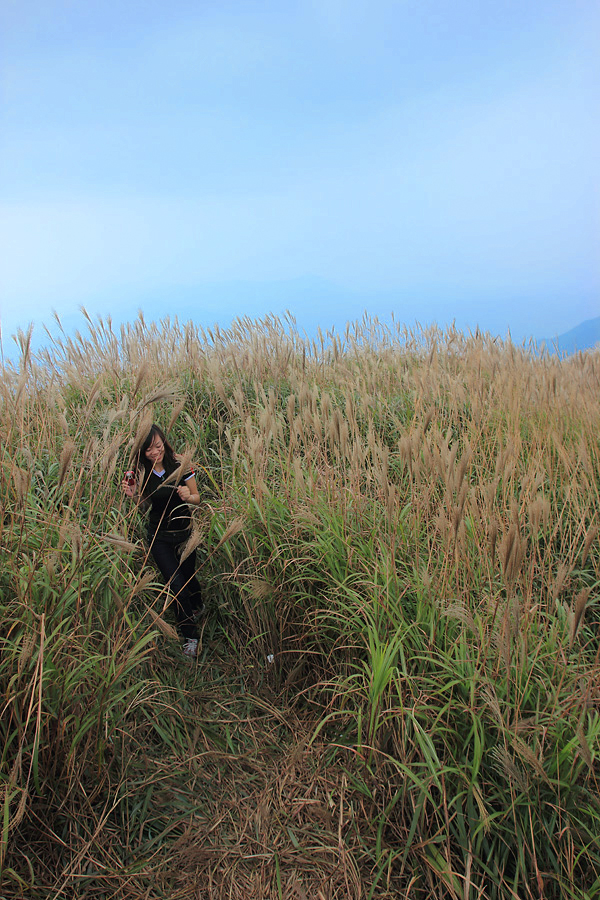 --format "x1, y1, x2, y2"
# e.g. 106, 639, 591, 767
144, 433, 165, 469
